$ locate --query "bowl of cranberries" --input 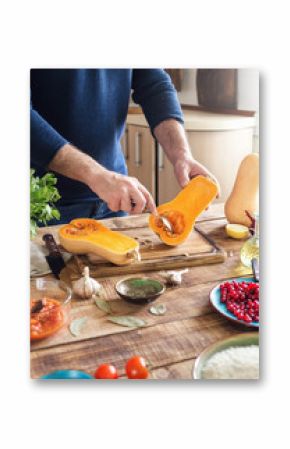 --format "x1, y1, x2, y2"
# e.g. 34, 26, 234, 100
210, 277, 259, 328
